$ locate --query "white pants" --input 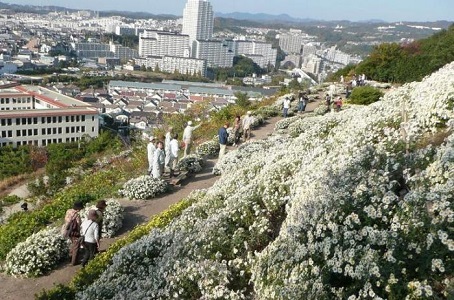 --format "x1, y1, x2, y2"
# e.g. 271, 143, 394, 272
219, 144, 227, 159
